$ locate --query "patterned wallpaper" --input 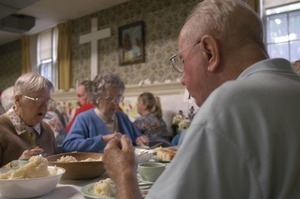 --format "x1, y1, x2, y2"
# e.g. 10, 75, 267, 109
0, 40, 22, 91
0, 0, 262, 91
71, 0, 199, 87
